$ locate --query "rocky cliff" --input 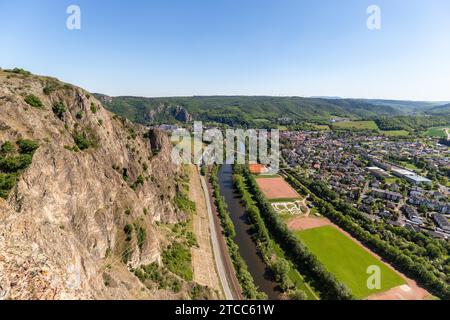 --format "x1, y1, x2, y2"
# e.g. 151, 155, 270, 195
0, 69, 187, 299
